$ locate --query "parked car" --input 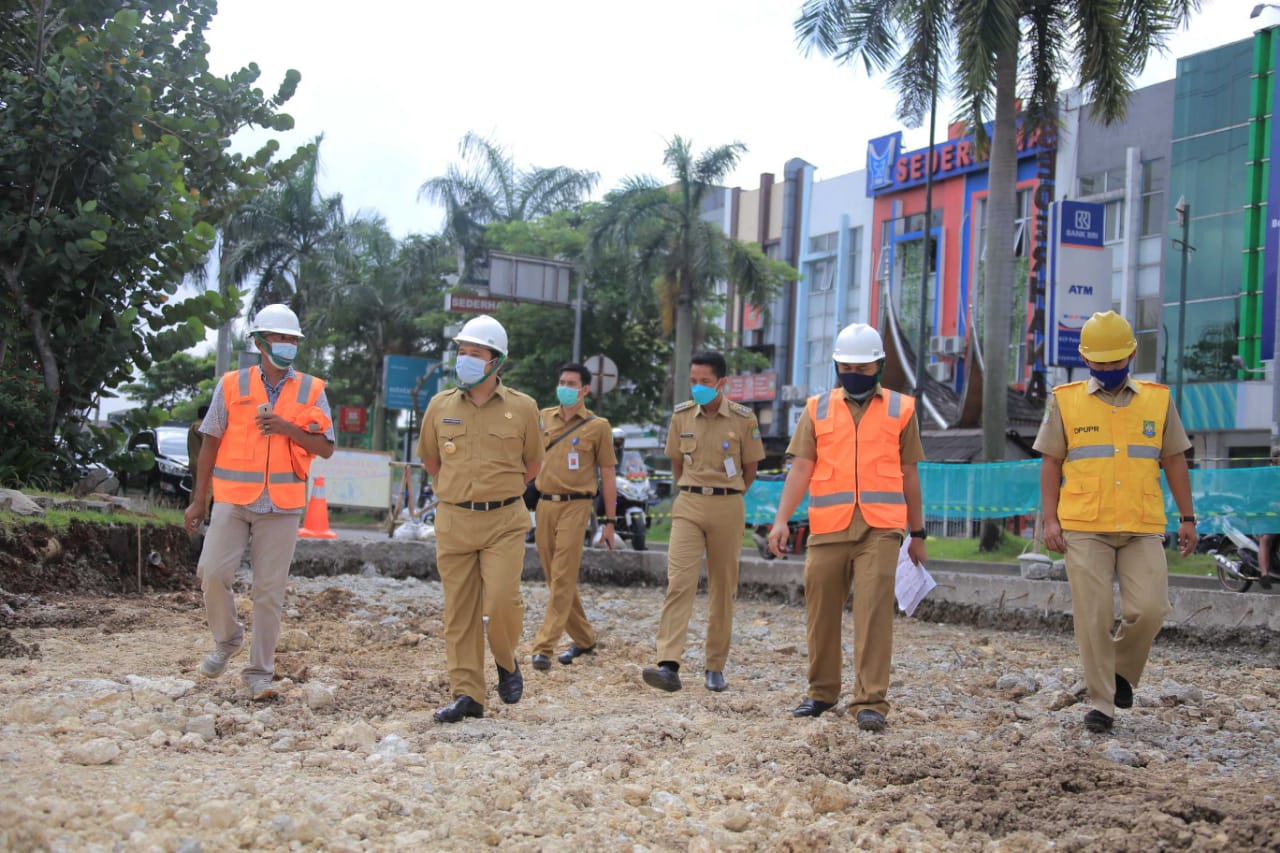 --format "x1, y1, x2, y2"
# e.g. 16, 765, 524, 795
120, 426, 192, 505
